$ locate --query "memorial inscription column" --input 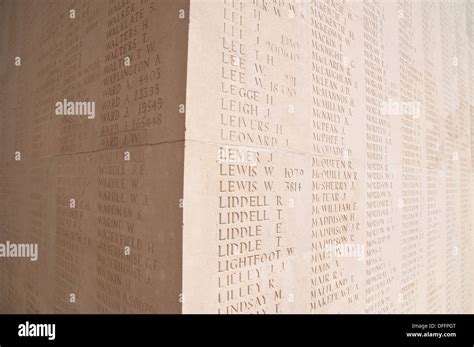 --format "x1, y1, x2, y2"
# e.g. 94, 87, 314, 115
184, 0, 311, 313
